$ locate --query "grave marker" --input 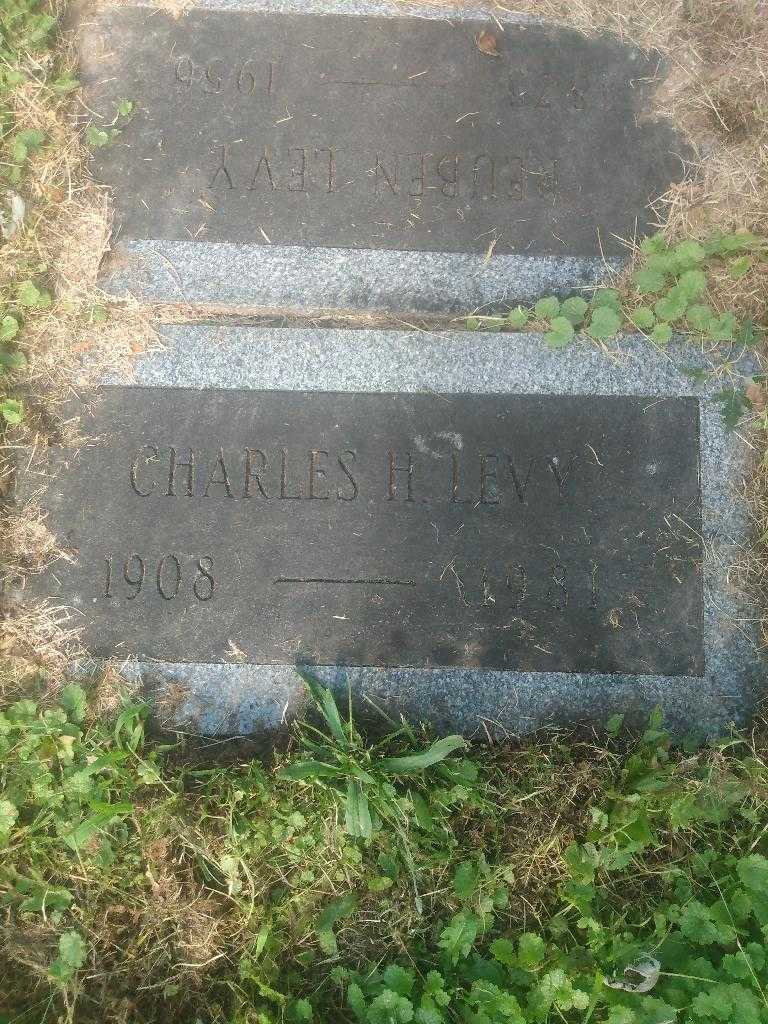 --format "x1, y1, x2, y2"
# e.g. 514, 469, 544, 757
31, 389, 704, 675
23, 327, 761, 740
77, 1, 692, 312
82, 9, 684, 257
